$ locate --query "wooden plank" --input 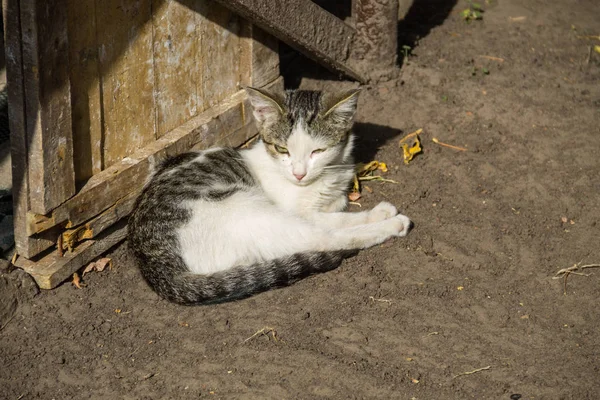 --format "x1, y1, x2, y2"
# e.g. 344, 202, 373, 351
213, 0, 365, 82
27, 89, 250, 236
152, 0, 200, 137
20, 0, 76, 214
96, 0, 156, 169
240, 23, 280, 88
16, 221, 128, 289
250, 25, 280, 87
67, 0, 104, 182
3, 0, 58, 258
61, 189, 140, 252
197, 1, 243, 110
